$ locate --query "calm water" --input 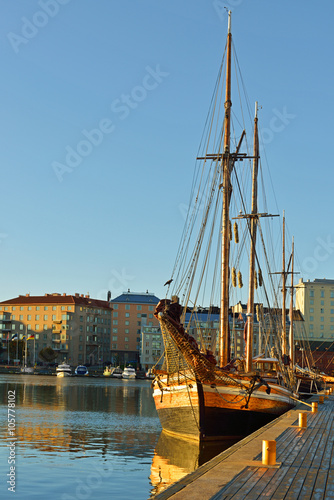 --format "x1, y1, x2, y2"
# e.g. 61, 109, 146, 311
0, 375, 234, 500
